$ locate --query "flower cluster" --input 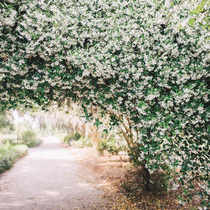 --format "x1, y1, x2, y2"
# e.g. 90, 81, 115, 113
0, 0, 209, 207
